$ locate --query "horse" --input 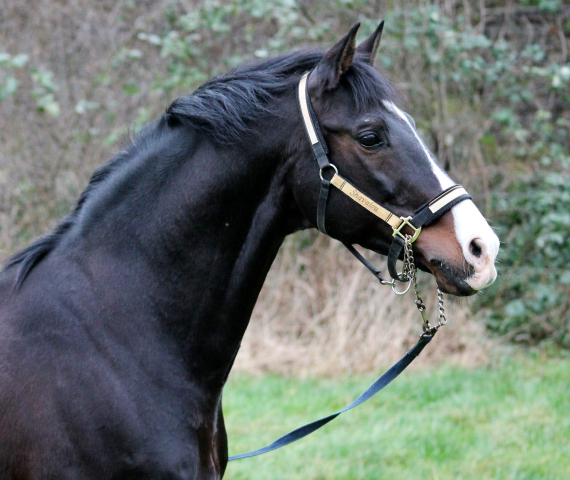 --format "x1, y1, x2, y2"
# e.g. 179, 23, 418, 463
0, 22, 499, 479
